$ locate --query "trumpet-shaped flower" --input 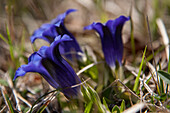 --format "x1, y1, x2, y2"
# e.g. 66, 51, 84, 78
30, 9, 83, 60
14, 35, 82, 99
84, 16, 130, 69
